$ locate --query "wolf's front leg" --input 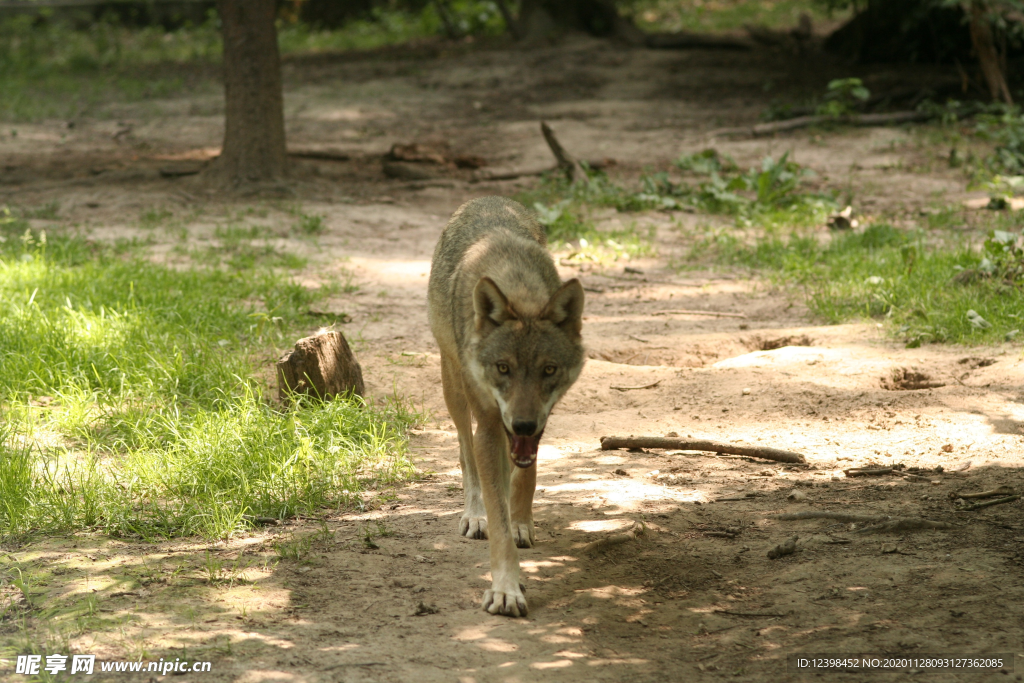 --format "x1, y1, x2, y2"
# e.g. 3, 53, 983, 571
474, 414, 527, 617
440, 354, 488, 540
510, 464, 536, 548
